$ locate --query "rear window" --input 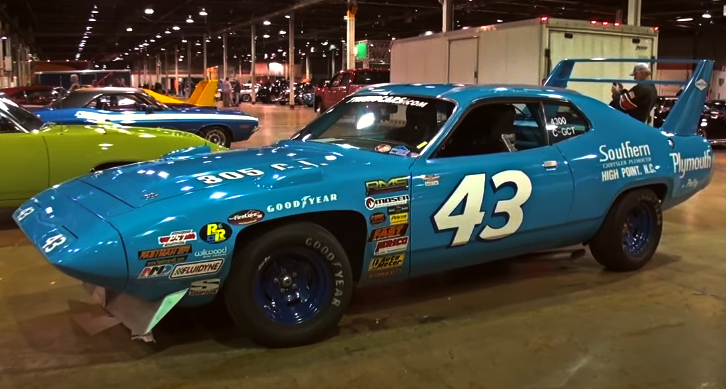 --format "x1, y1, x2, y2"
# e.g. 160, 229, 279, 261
353, 72, 390, 85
